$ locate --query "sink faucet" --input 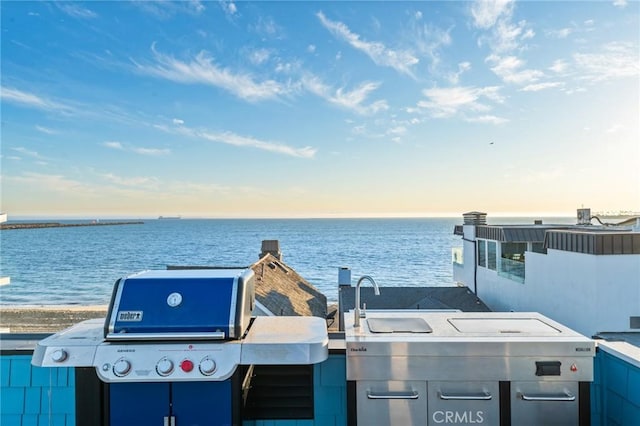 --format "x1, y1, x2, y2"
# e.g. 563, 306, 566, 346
354, 275, 380, 327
